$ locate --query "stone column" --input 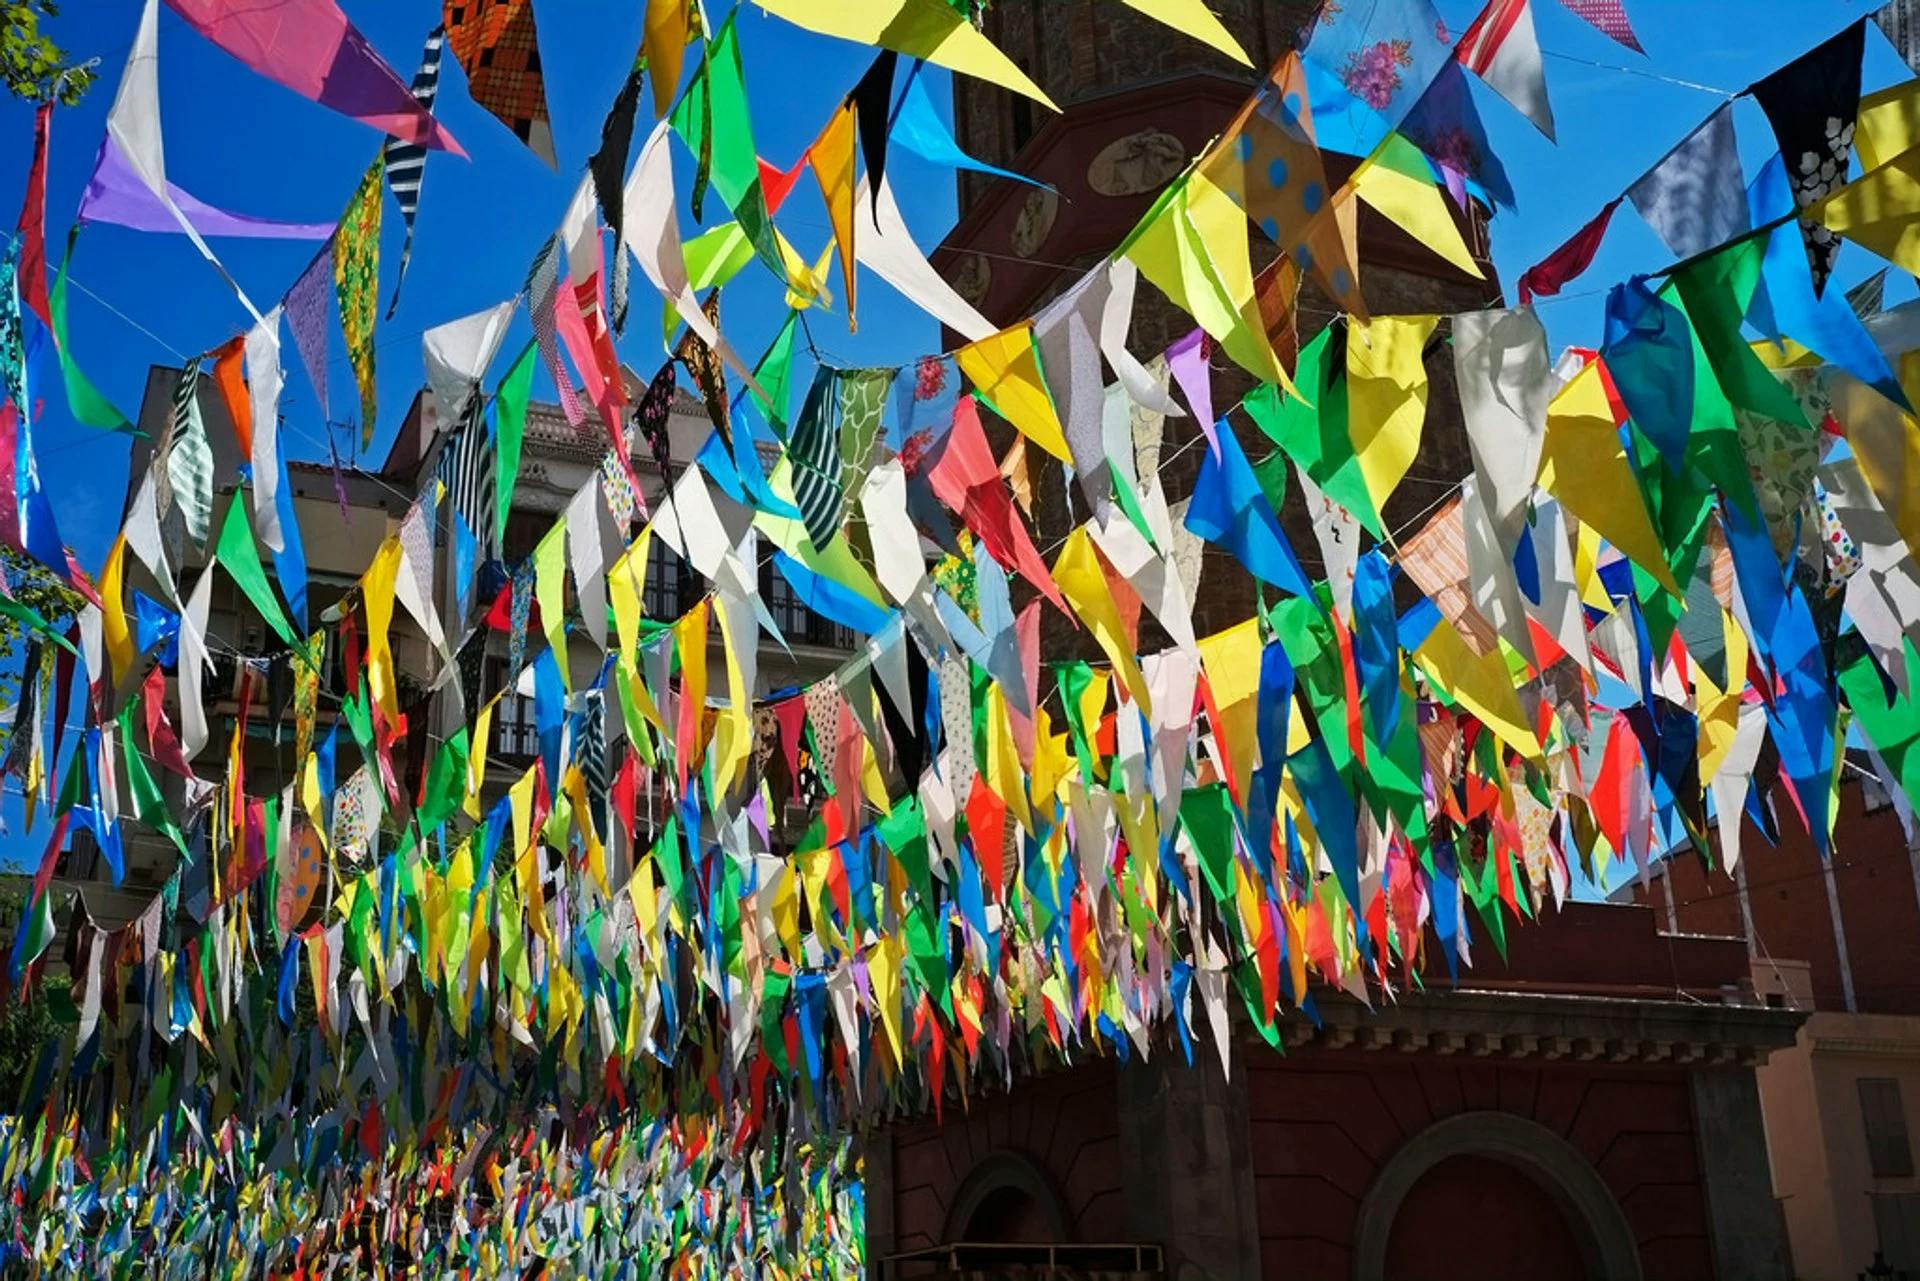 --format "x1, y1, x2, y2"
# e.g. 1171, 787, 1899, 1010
1115, 1055, 1263, 1280
861, 1127, 896, 1280
1690, 1066, 1793, 1281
